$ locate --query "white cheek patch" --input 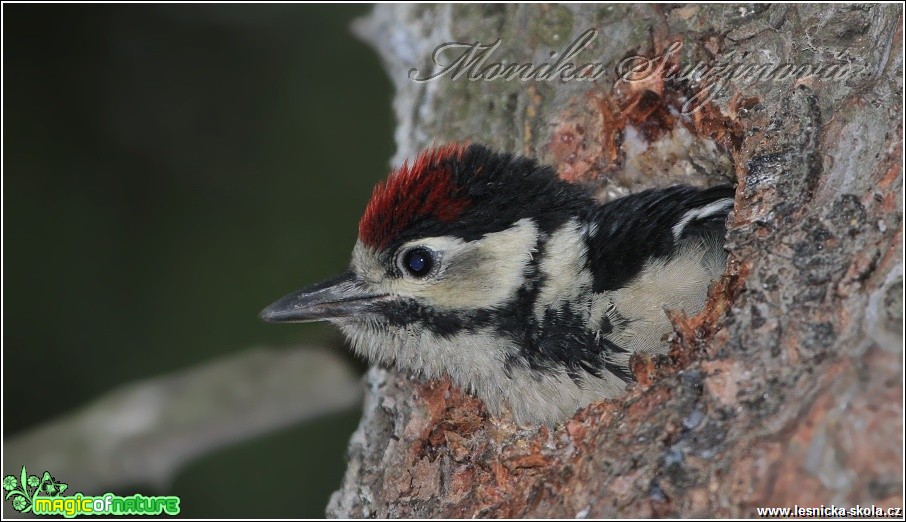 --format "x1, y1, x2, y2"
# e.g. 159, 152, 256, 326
404, 218, 539, 310
351, 219, 539, 310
